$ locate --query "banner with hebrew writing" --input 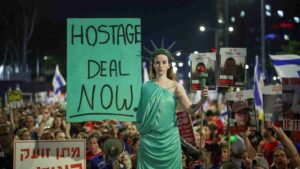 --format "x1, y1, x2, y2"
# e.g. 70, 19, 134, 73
14, 140, 86, 169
